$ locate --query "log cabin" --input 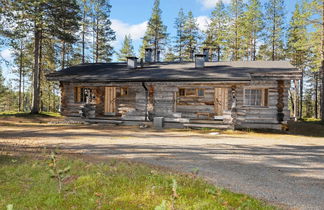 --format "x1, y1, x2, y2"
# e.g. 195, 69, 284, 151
46, 53, 301, 130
